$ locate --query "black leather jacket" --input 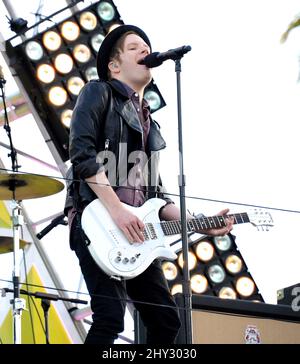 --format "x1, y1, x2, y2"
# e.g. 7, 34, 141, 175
64, 79, 173, 213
